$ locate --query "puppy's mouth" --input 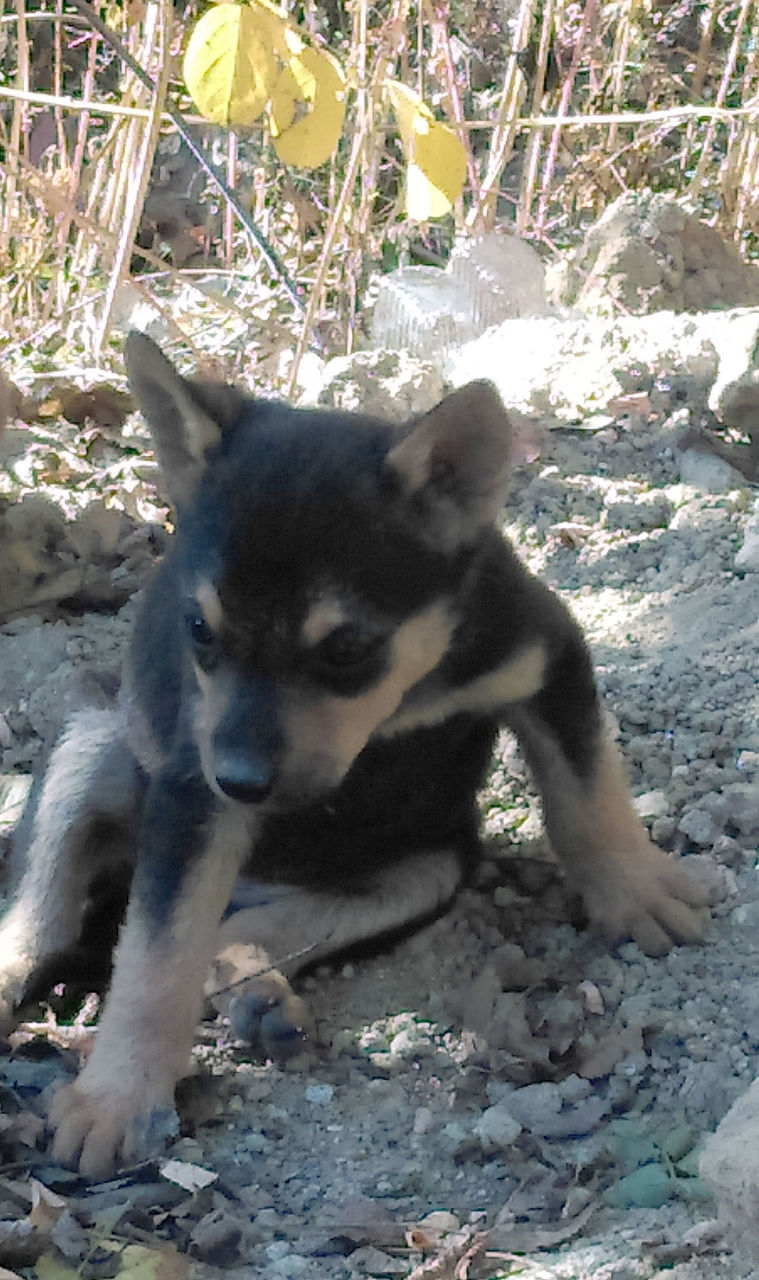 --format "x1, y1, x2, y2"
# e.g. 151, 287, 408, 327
205, 750, 349, 813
